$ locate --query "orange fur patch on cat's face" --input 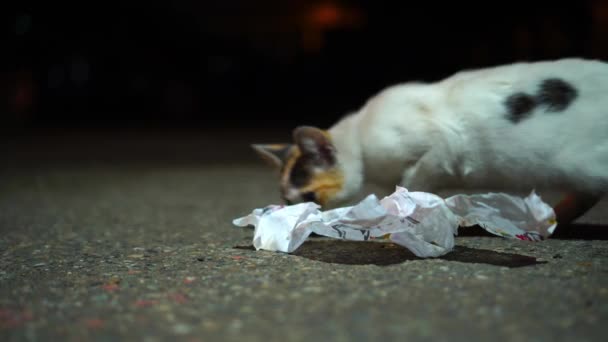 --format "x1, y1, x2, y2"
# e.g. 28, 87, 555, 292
296, 168, 344, 206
